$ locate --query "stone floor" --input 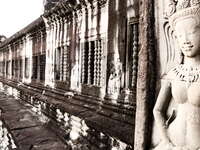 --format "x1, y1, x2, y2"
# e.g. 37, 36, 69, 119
0, 79, 134, 150
0, 92, 67, 150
